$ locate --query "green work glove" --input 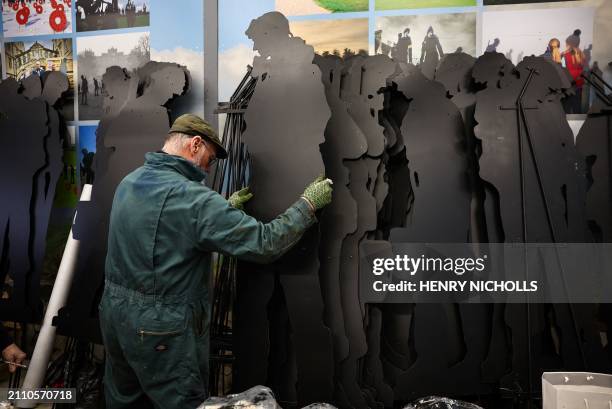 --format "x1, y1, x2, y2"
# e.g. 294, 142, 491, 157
228, 187, 253, 210
301, 176, 333, 212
